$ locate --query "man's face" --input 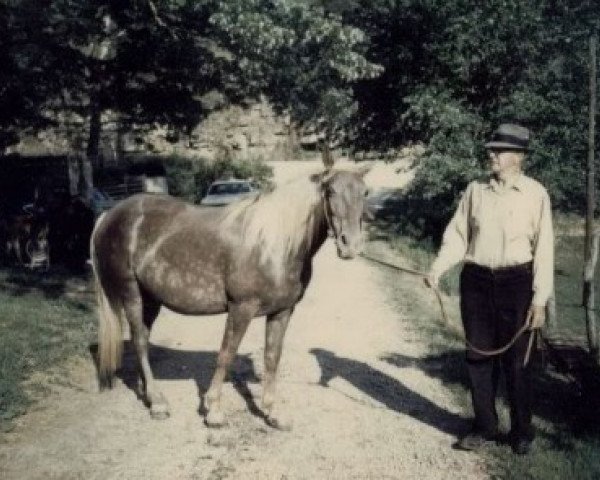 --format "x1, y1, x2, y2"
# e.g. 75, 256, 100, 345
487, 149, 524, 175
